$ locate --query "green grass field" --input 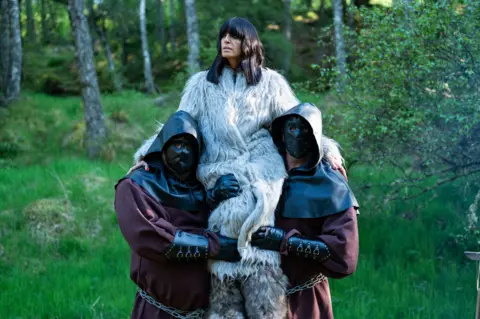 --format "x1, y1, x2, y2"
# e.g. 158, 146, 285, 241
0, 91, 476, 318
